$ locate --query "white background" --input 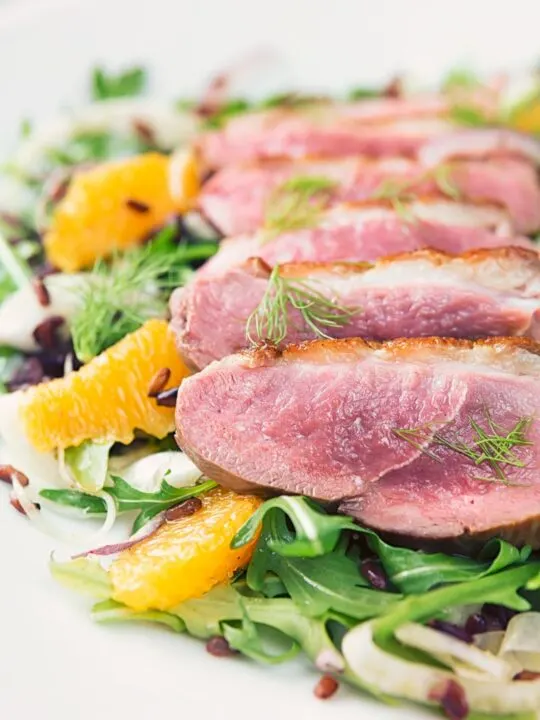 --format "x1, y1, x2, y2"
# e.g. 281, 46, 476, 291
1, 1, 540, 718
